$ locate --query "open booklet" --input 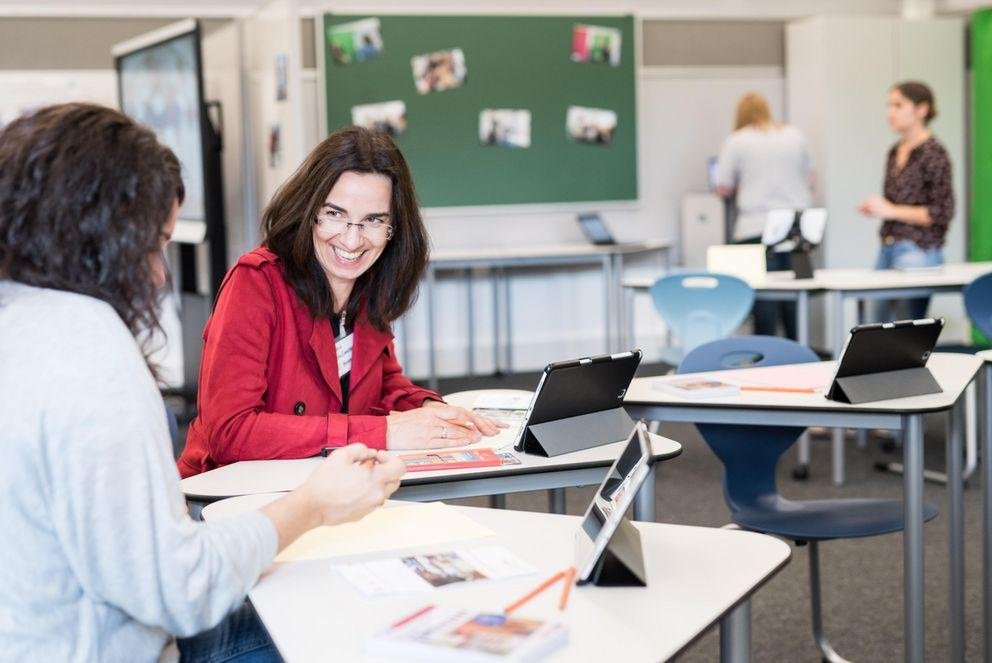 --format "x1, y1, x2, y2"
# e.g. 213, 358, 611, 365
366, 604, 568, 662
334, 545, 536, 597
